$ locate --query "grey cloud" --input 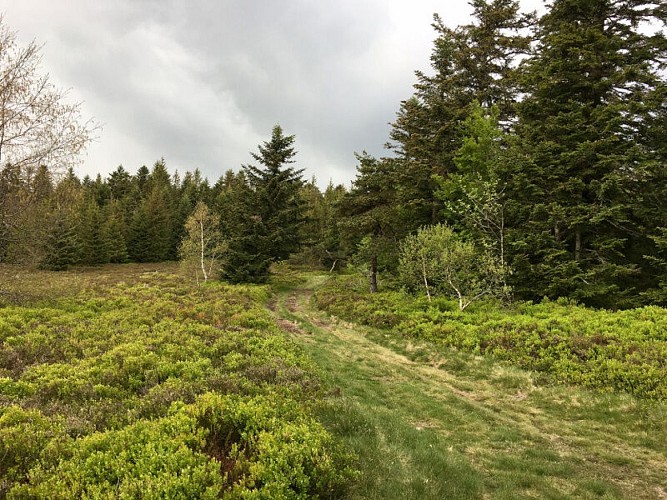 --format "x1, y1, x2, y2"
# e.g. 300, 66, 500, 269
0, 0, 546, 187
